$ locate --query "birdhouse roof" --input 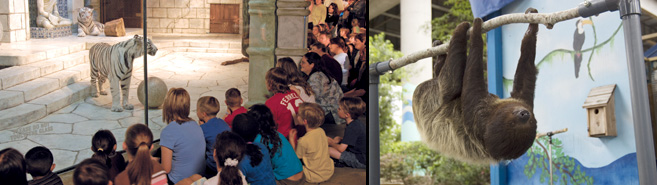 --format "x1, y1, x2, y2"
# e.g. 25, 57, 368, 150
582, 84, 616, 108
